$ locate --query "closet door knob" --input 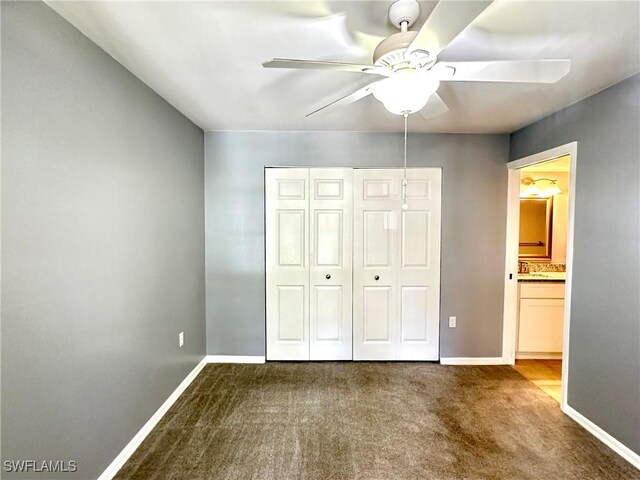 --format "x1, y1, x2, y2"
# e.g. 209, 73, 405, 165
374, 275, 380, 281
326, 274, 331, 279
